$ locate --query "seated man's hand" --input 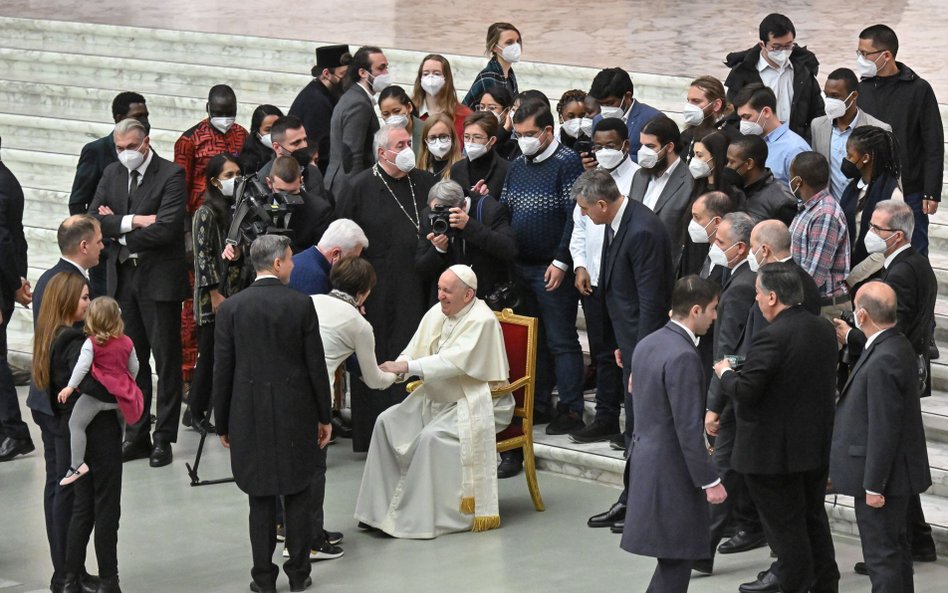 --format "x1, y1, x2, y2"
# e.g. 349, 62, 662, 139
380, 360, 409, 375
